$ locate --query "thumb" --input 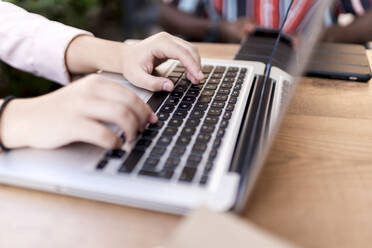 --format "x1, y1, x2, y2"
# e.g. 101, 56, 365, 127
130, 70, 174, 92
